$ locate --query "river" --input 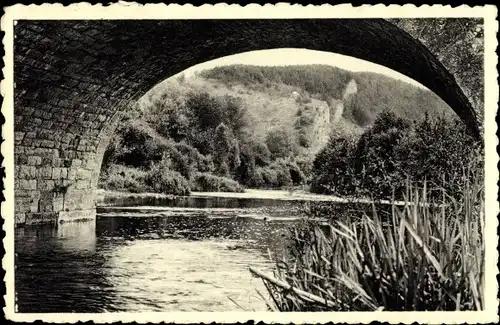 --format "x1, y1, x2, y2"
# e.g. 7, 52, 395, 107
15, 191, 332, 313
